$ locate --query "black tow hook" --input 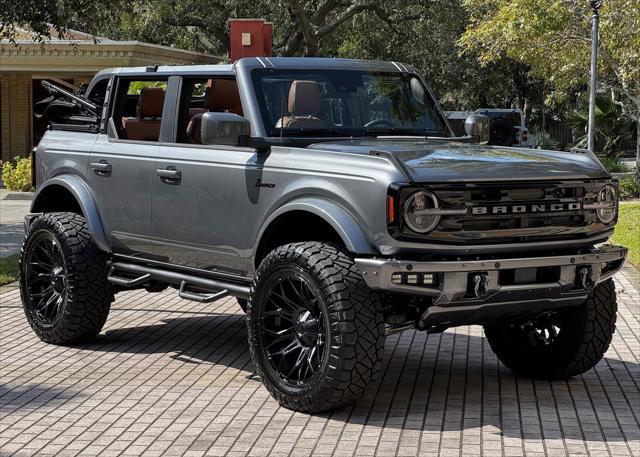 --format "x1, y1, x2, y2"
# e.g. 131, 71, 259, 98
577, 267, 593, 290
471, 273, 489, 298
